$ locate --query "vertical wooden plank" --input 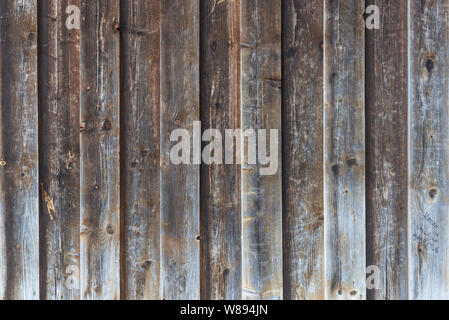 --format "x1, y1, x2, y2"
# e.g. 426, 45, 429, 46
282, 0, 324, 300
160, 0, 200, 300
80, 0, 120, 300
241, 0, 282, 300
409, 0, 449, 300
0, 0, 39, 300
365, 0, 408, 300
200, 0, 241, 300
324, 0, 366, 300
38, 0, 81, 300
121, 0, 160, 300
